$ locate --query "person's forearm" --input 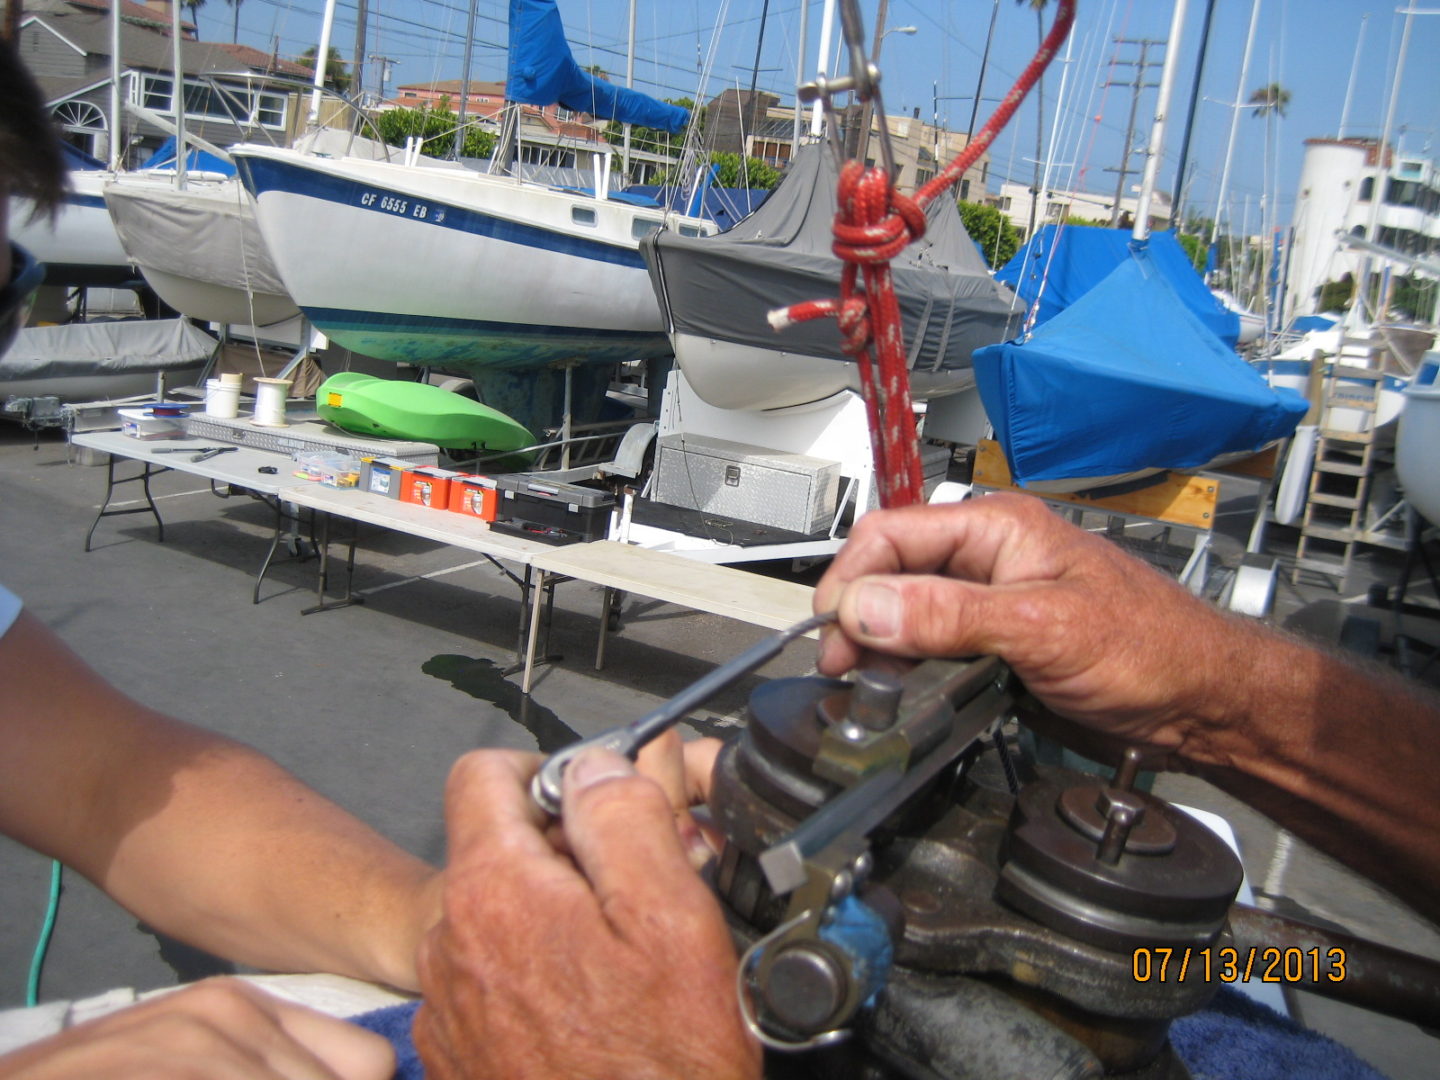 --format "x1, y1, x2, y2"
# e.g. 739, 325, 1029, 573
0, 613, 437, 990
89, 723, 440, 990
1183, 618, 1440, 922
